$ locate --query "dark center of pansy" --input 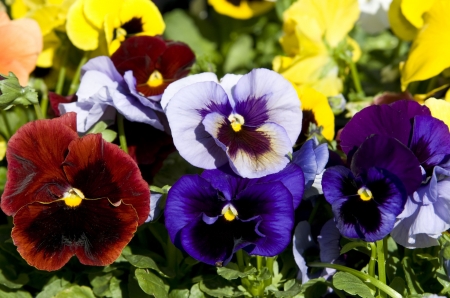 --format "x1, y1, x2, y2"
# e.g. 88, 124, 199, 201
221, 203, 238, 221
357, 186, 373, 201
147, 70, 164, 88
113, 17, 144, 42
226, 0, 264, 6
228, 114, 245, 132
62, 188, 85, 208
